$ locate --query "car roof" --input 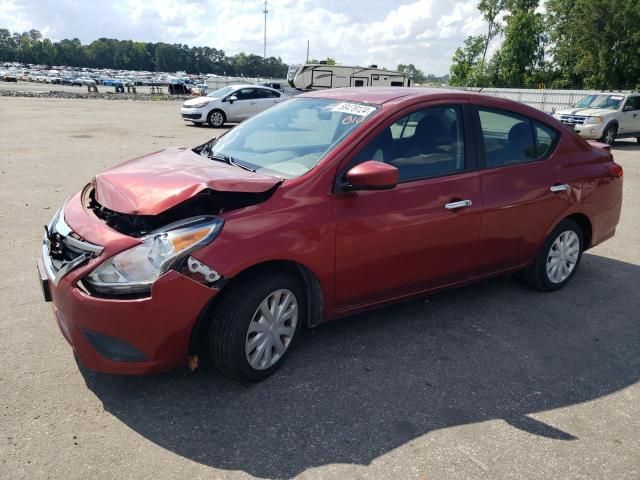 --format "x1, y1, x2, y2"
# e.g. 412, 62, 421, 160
228, 84, 279, 91
299, 87, 466, 104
